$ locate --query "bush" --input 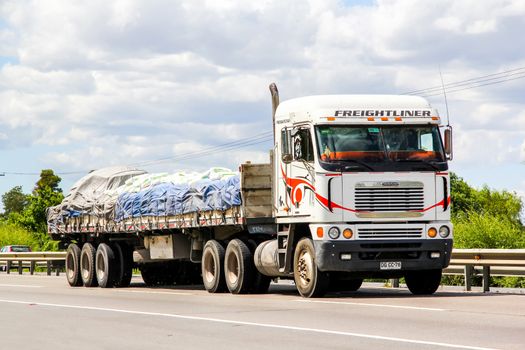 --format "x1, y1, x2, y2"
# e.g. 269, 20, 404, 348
0, 221, 58, 251
452, 212, 525, 249
0, 221, 39, 250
